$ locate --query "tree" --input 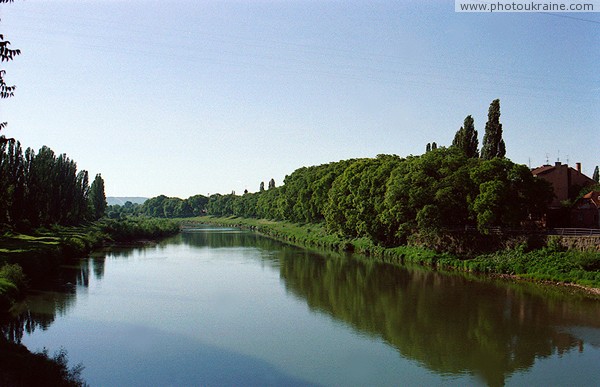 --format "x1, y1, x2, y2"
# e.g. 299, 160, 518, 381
425, 142, 437, 153
480, 99, 505, 160
0, 0, 21, 140
469, 158, 552, 233
89, 174, 107, 220
268, 178, 276, 190
593, 166, 599, 183
452, 115, 479, 158
259, 181, 265, 192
